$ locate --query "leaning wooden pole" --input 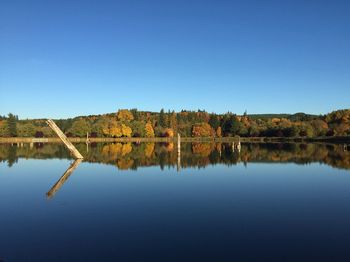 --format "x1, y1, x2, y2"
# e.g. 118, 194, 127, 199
46, 119, 84, 159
